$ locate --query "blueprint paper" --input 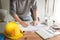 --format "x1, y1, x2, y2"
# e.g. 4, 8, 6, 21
18, 22, 47, 31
